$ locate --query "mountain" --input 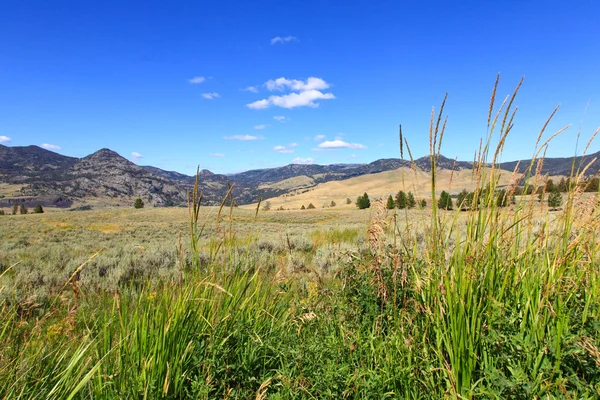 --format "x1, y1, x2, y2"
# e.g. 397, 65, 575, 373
498, 150, 600, 177
2, 144, 599, 208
